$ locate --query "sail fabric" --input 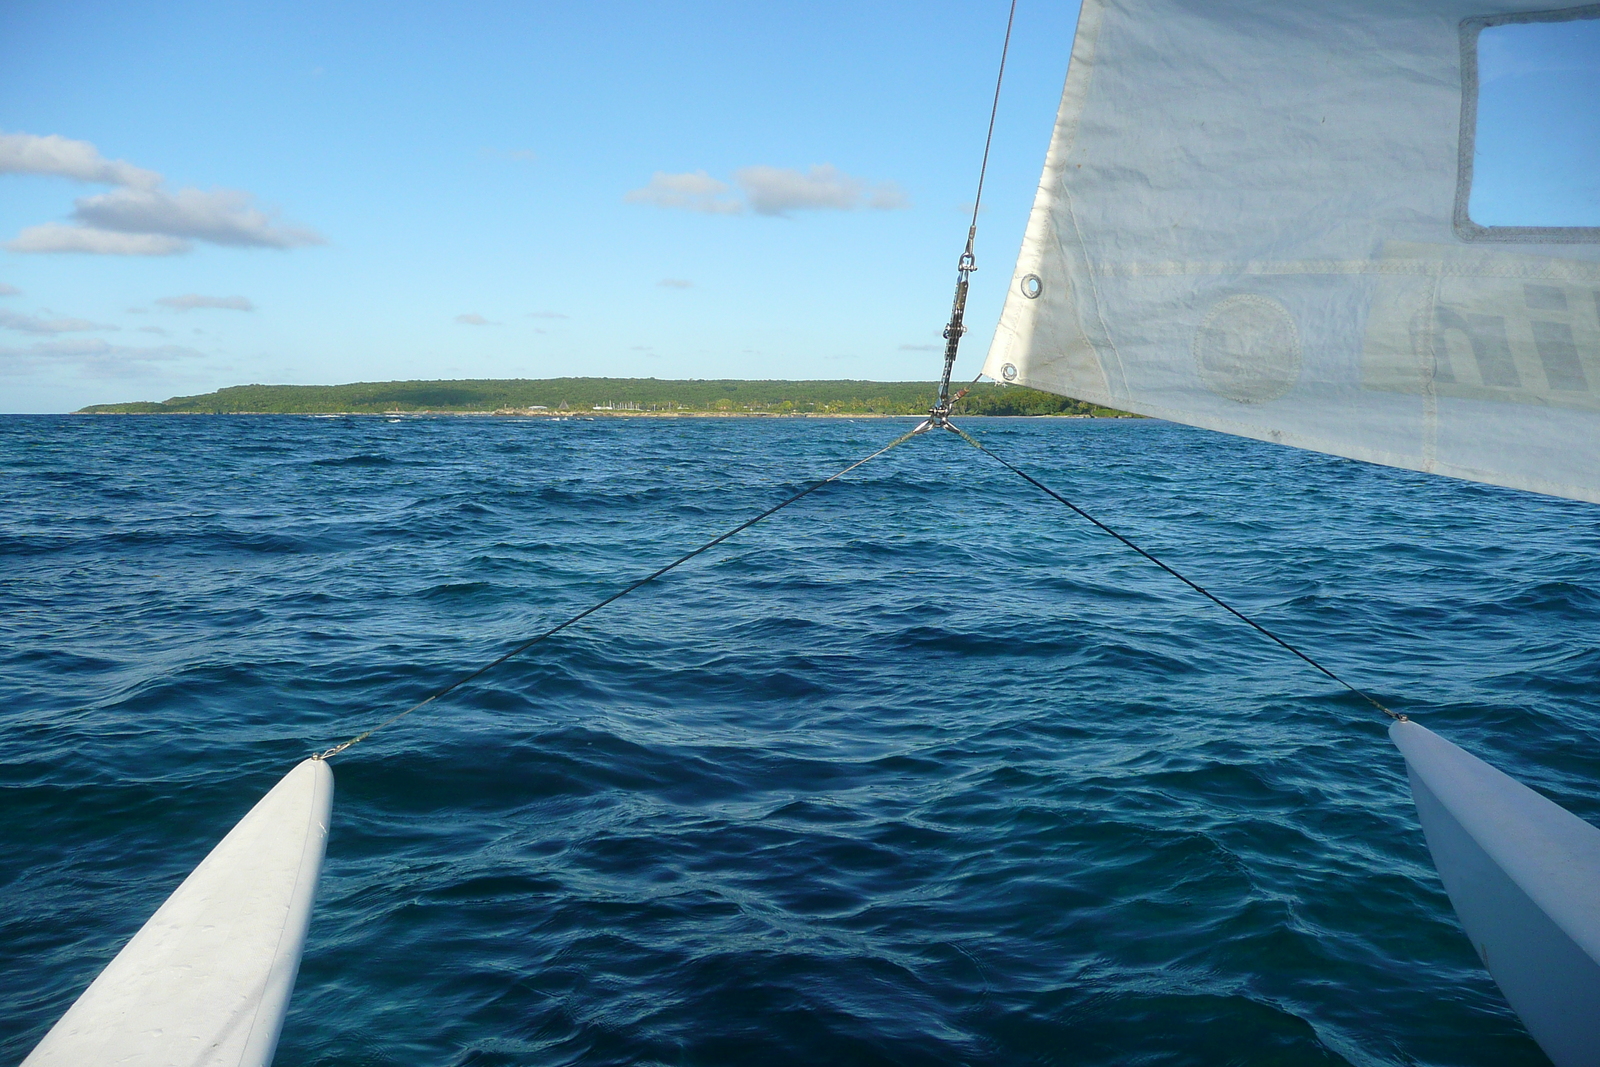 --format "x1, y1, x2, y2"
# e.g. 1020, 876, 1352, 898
982, 0, 1600, 503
